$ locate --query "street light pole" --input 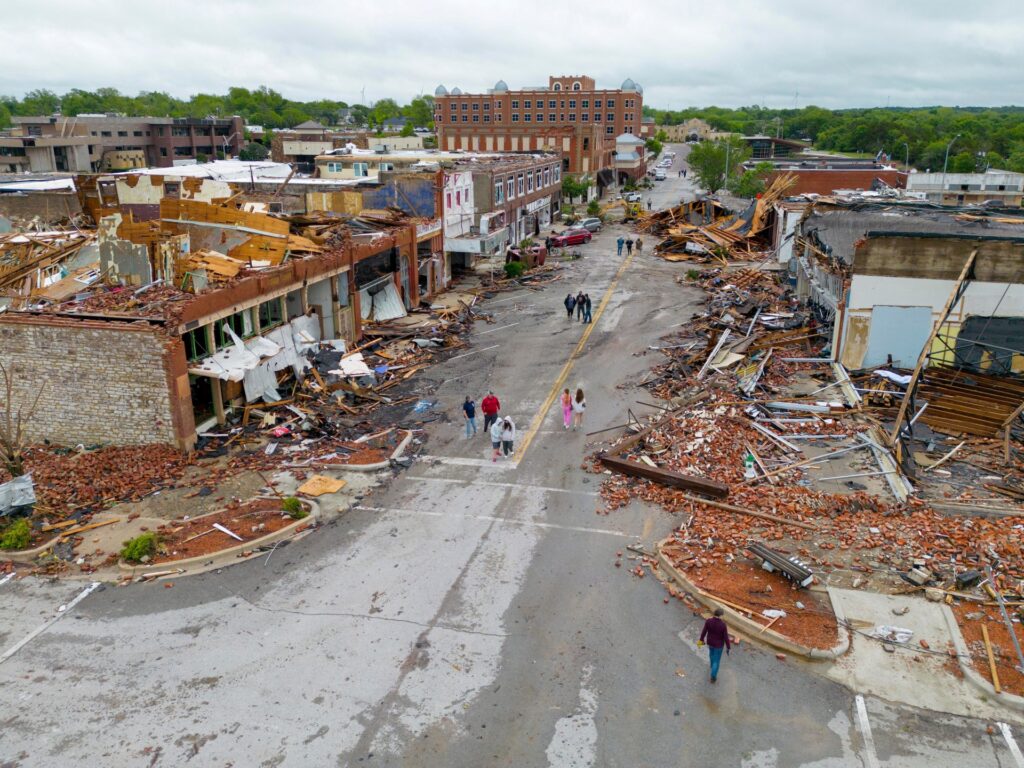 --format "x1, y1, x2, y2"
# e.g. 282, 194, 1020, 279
941, 134, 960, 203
902, 142, 910, 172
